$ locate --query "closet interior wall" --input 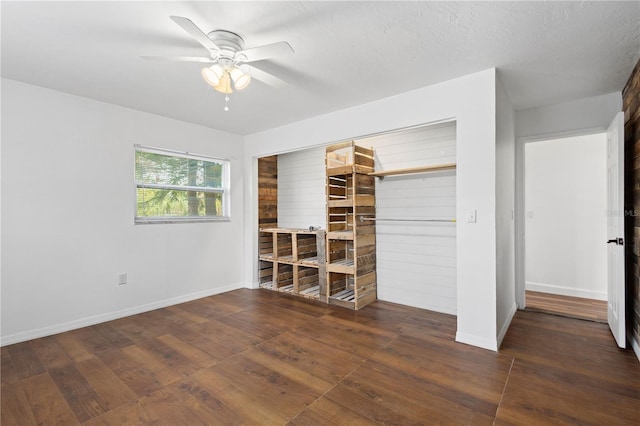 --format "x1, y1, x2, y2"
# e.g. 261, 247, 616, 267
277, 147, 326, 229
258, 156, 278, 291
276, 122, 457, 314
